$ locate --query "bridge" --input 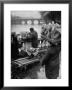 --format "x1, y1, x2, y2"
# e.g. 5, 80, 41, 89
11, 16, 46, 25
